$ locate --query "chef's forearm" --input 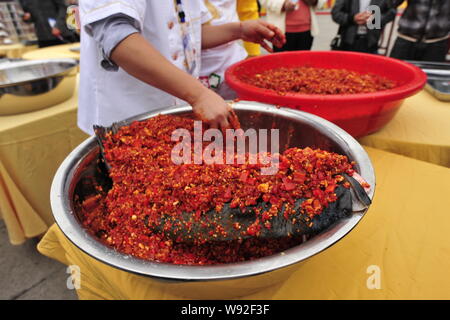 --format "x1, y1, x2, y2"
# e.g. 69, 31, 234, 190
110, 33, 206, 106
201, 22, 241, 49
